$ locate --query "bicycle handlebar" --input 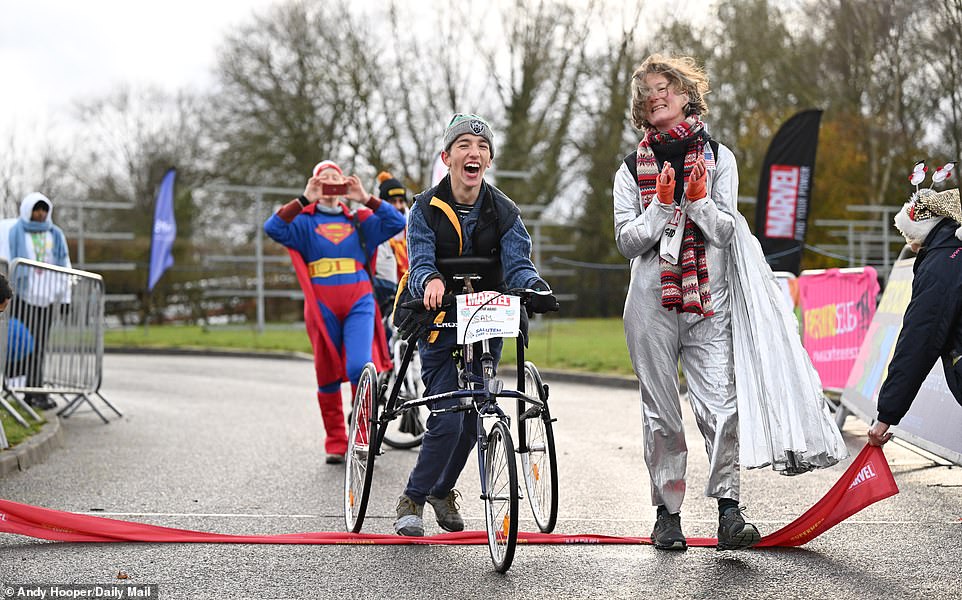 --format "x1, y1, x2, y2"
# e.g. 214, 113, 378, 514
505, 287, 554, 298
400, 294, 455, 313
400, 288, 551, 314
